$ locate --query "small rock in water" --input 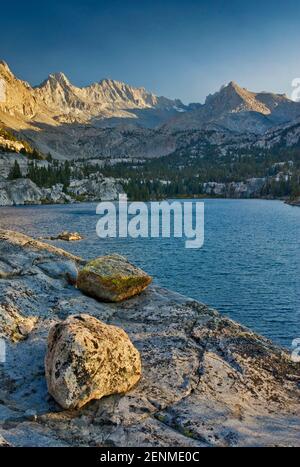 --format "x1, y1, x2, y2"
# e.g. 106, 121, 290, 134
55, 231, 83, 241
25, 409, 38, 421
45, 314, 142, 409
39, 231, 83, 241
77, 254, 152, 302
